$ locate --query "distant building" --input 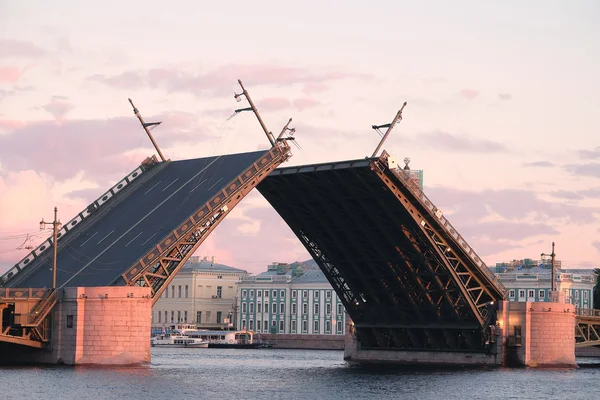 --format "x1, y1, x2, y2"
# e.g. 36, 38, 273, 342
237, 263, 347, 335
494, 264, 596, 309
152, 256, 248, 329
